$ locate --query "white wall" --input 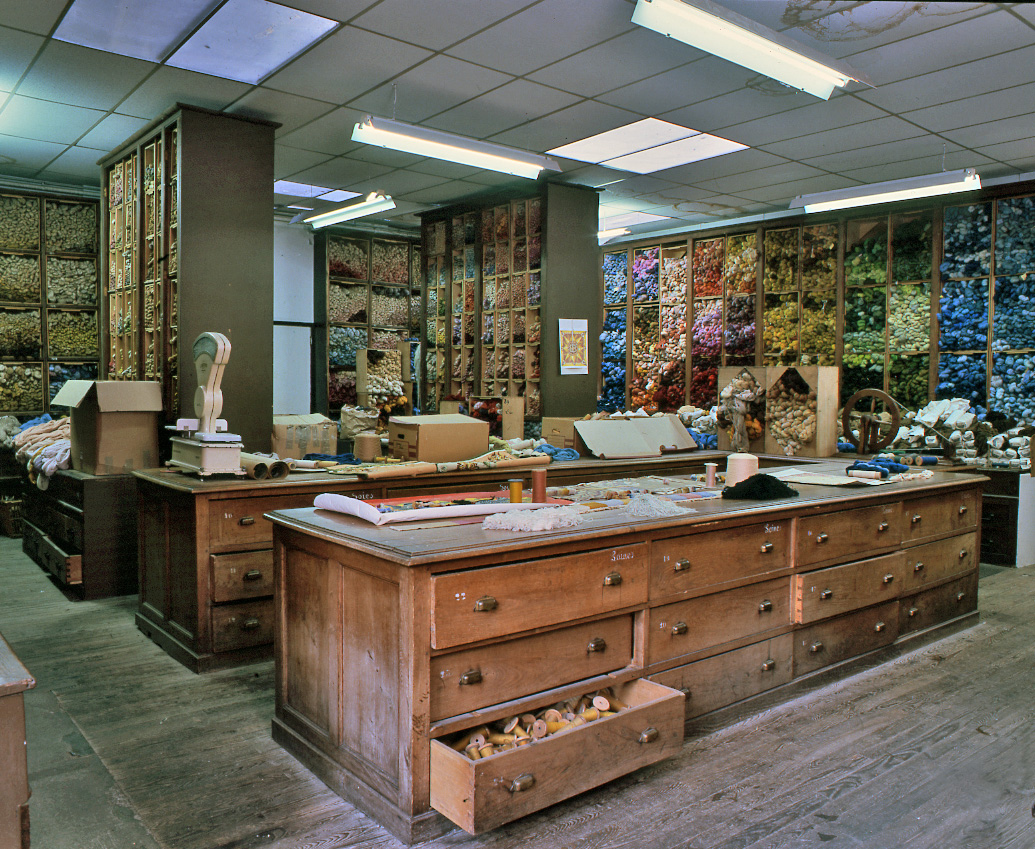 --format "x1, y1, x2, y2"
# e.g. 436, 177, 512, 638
272, 218, 315, 414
